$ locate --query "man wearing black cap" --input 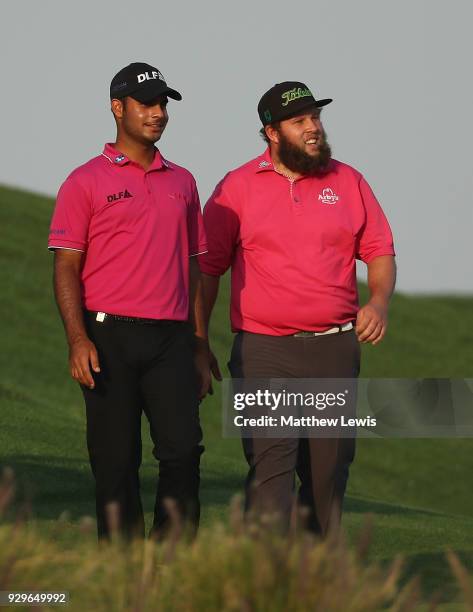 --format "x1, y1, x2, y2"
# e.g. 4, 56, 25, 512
49, 62, 210, 540
199, 81, 396, 535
